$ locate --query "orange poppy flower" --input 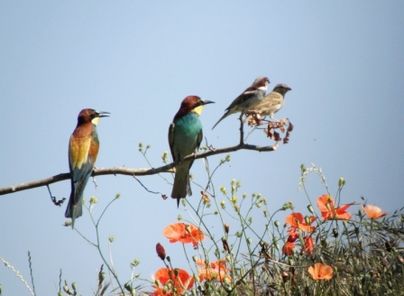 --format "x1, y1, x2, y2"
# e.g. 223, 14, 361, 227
285, 212, 316, 233
362, 204, 386, 219
282, 241, 295, 256
152, 267, 194, 295
308, 263, 333, 280
303, 236, 314, 255
163, 222, 204, 247
316, 194, 352, 220
195, 258, 231, 283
